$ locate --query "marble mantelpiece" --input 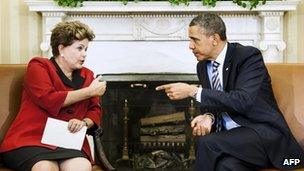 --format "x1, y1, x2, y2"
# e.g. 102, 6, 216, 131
25, 0, 300, 74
